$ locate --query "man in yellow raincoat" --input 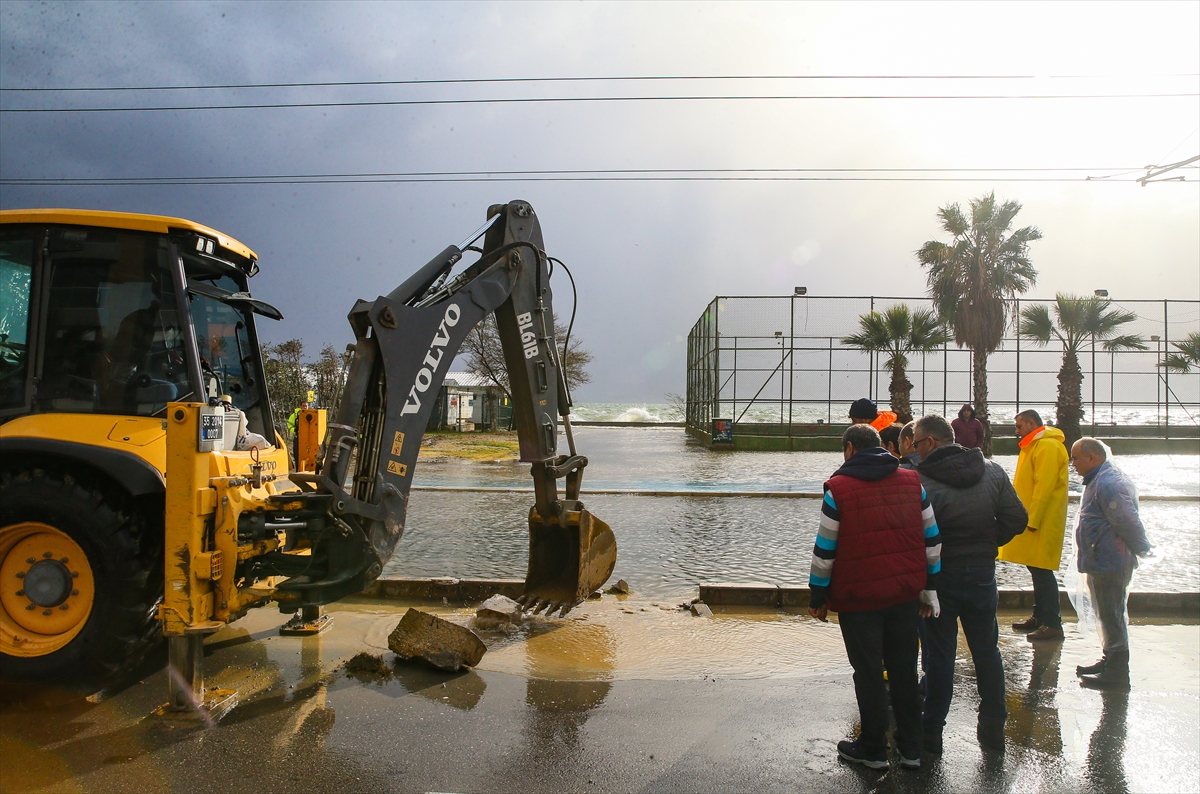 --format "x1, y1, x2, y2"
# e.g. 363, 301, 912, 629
999, 409, 1069, 641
